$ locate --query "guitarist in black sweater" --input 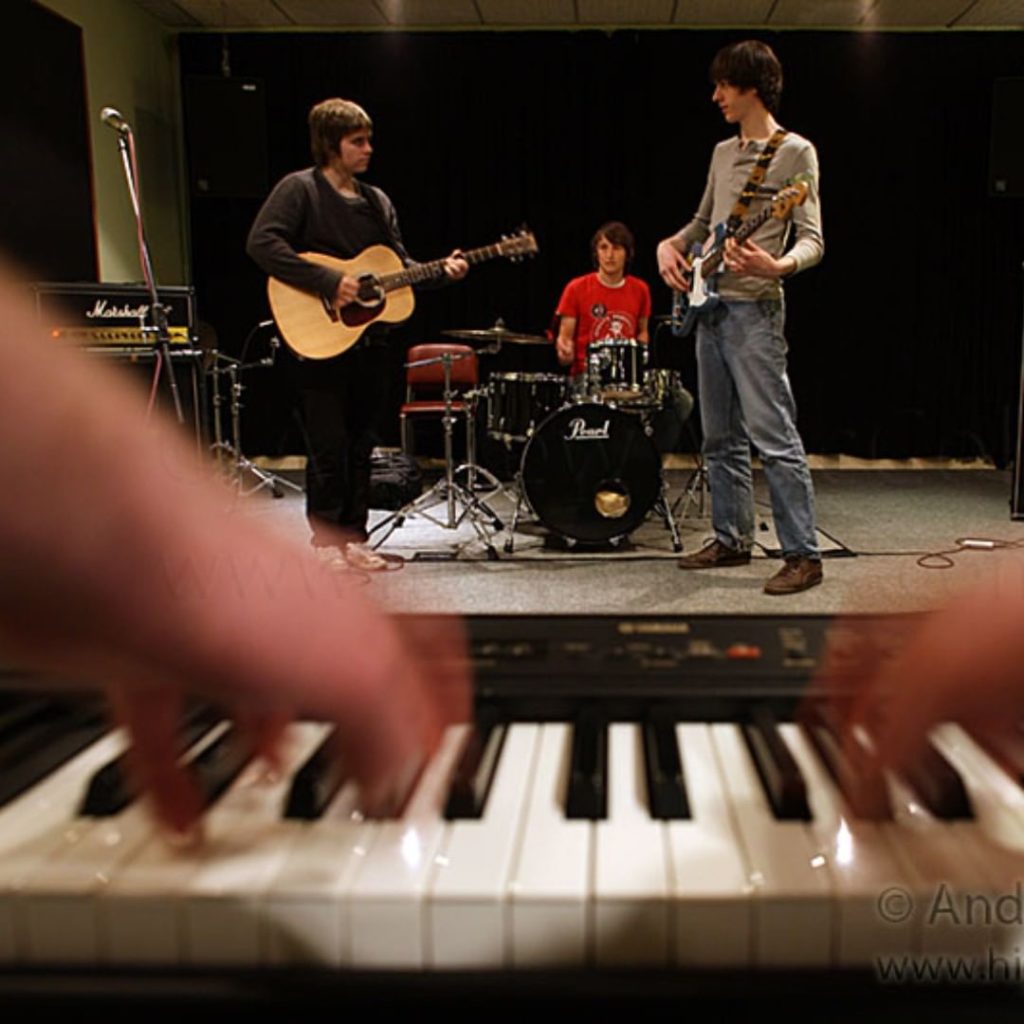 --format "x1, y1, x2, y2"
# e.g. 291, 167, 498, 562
247, 97, 468, 572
